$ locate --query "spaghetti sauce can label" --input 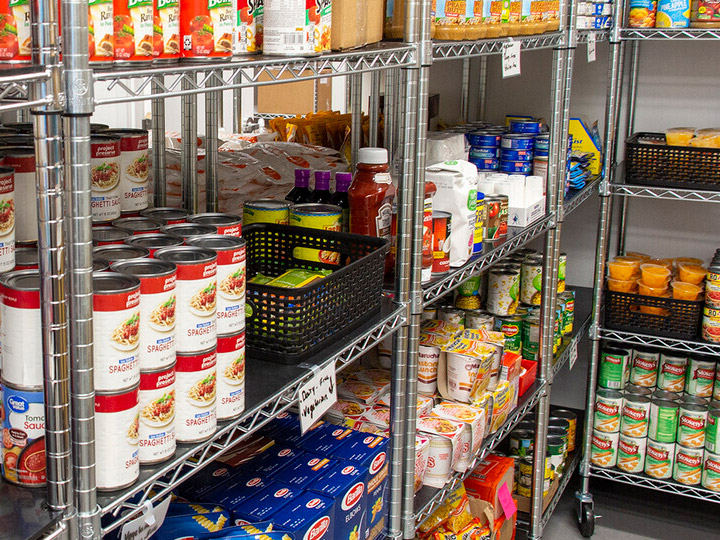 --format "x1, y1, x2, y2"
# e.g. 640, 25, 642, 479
214, 243, 245, 334
138, 365, 176, 464
2, 383, 45, 486
154, 0, 180, 61
109, 130, 149, 212
95, 386, 140, 490
176, 348, 217, 442
0, 0, 31, 62
180, 0, 233, 60
1, 150, 35, 243
216, 331, 245, 420
176, 259, 217, 351
114, 0, 154, 63
0, 169, 15, 272
89, 0, 114, 65
1, 273, 42, 388
91, 137, 122, 223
